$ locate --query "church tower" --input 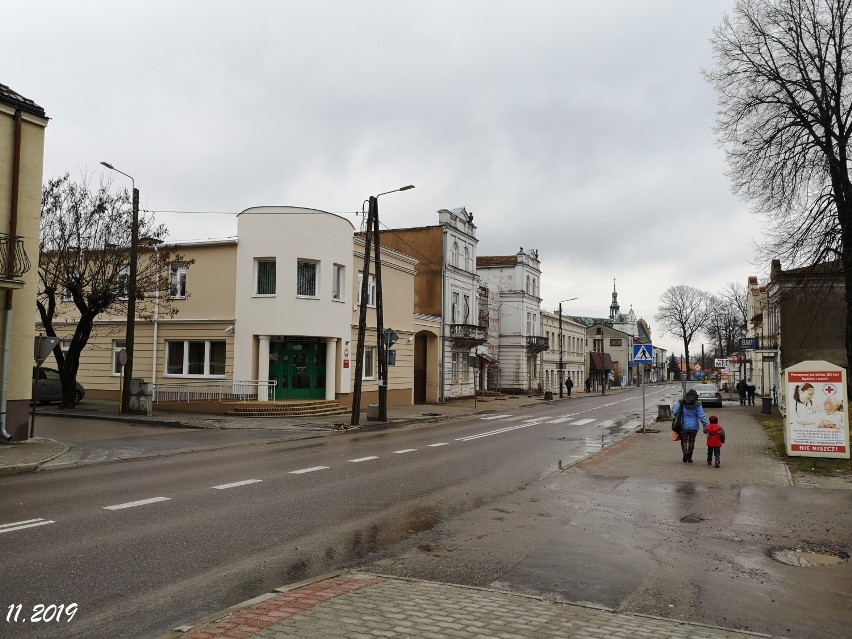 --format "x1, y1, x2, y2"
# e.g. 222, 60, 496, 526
609, 278, 620, 320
